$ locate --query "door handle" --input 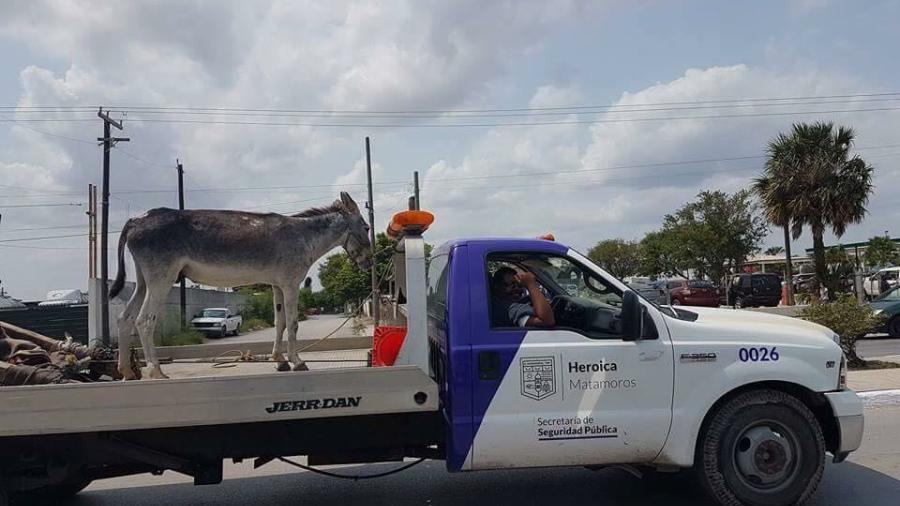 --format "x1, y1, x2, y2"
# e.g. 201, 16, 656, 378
478, 351, 501, 380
